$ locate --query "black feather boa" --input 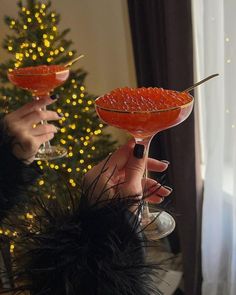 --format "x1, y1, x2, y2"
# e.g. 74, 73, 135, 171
2, 174, 164, 295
